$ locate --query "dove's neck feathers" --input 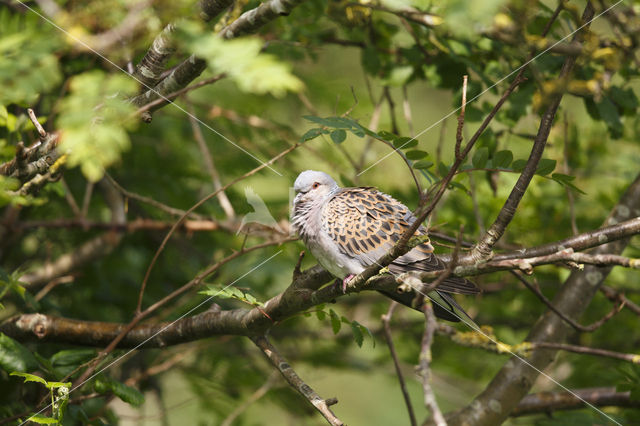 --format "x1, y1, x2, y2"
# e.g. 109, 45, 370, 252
292, 187, 339, 243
